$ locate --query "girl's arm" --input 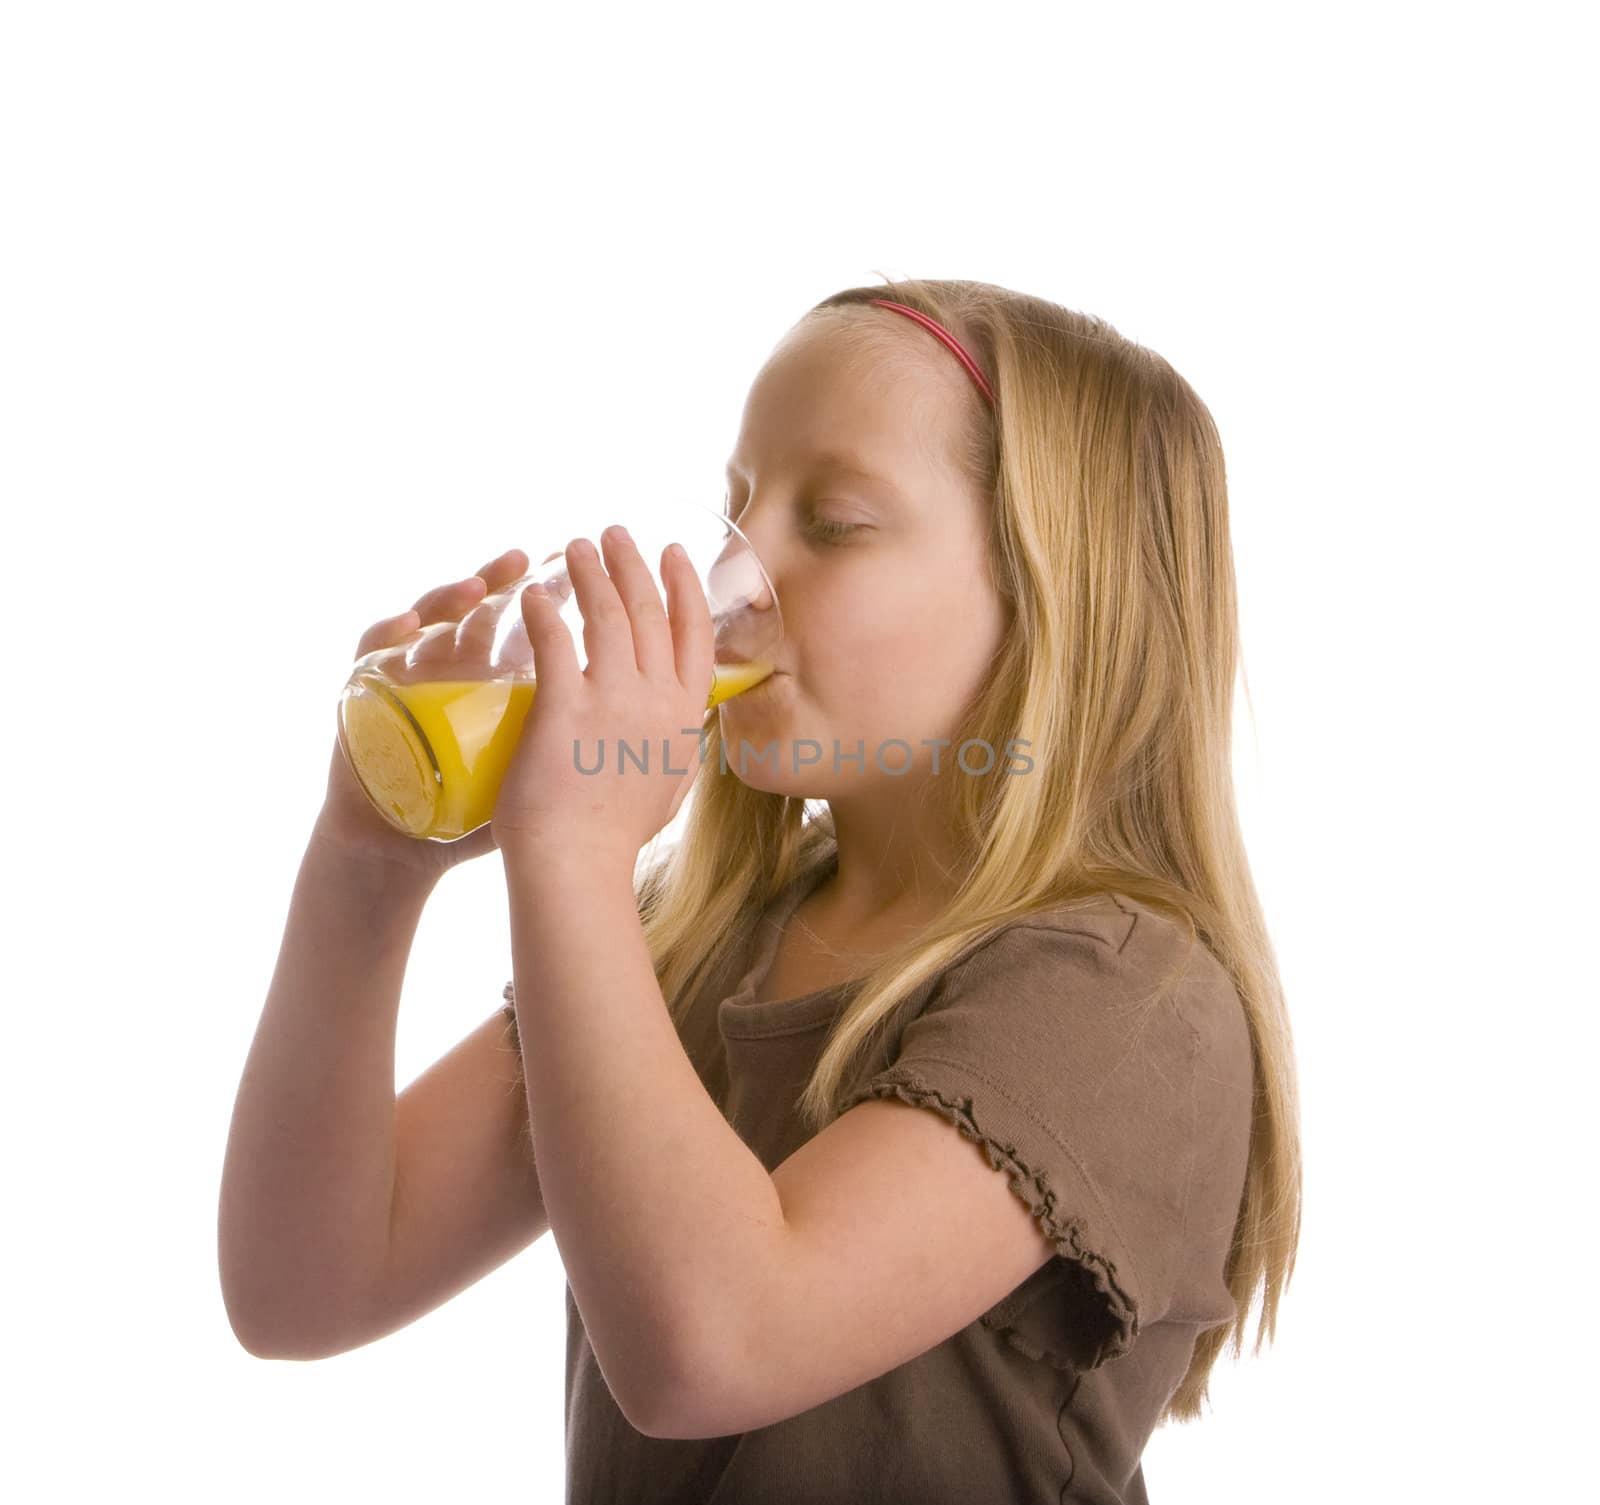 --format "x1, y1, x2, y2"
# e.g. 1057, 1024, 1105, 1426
349, 1005, 550, 1357
218, 833, 436, 1358
502, 844, 789, 1434
499, 847, 1170, 1445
